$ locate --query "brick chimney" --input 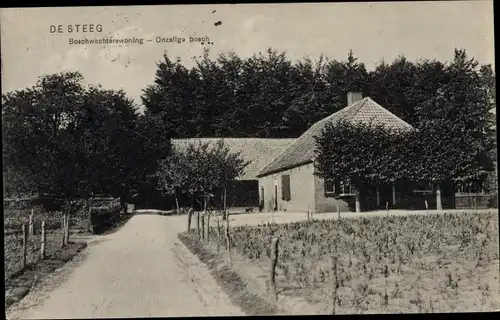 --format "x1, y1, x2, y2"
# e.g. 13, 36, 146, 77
347, 92, 363, 106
